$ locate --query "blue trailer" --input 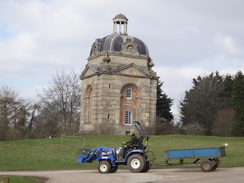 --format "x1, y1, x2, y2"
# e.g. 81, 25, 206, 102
163, 146, 226, 172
